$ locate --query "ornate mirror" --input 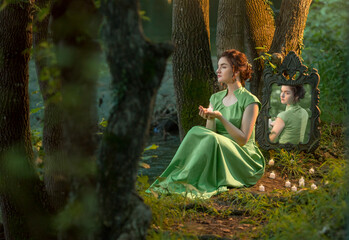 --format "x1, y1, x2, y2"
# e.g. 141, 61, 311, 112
256, 51, 320, 152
